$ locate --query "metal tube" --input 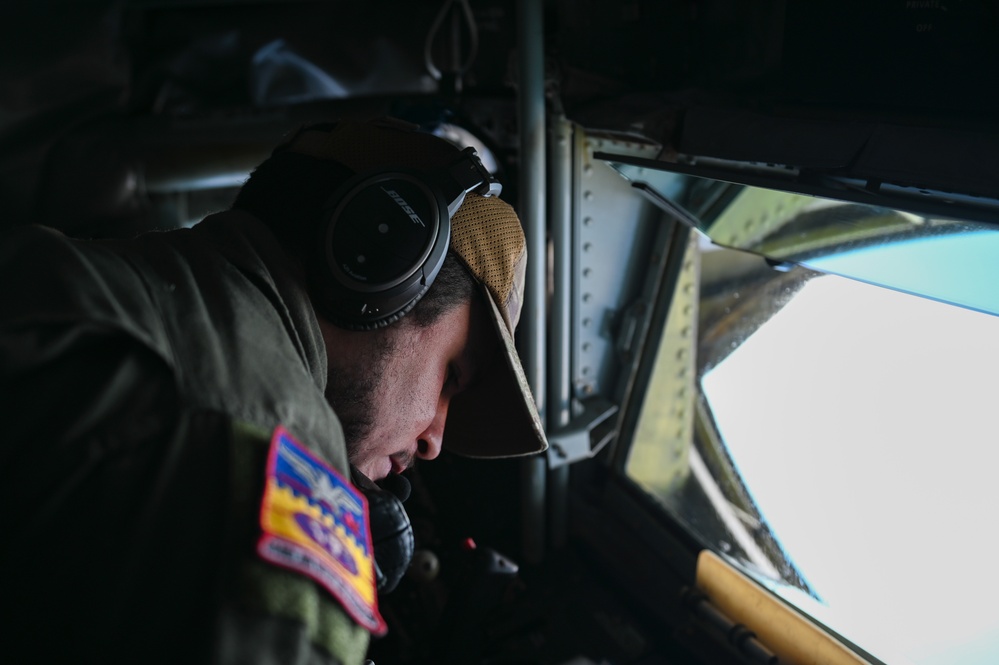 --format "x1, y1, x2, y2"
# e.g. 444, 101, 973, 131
517, 0, 548, 565
548, 118, 572, 433
547, 117, 574, 549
